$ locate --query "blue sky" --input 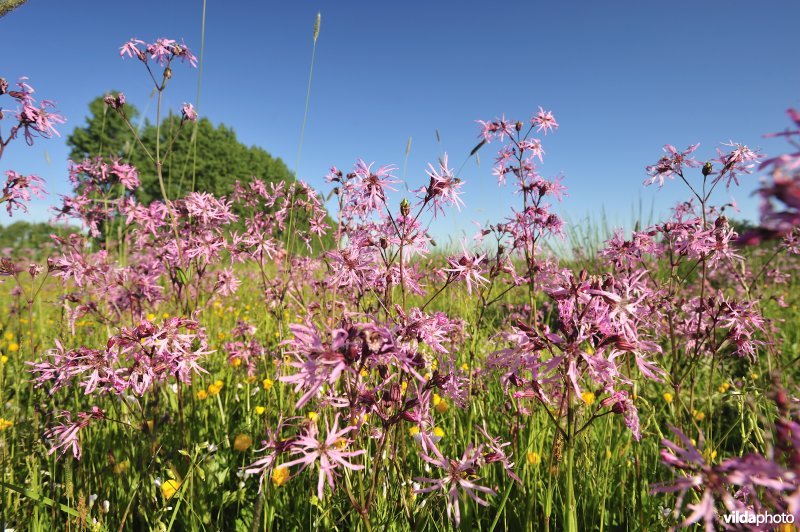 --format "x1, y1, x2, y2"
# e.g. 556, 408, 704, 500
1, 0, 799, 244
